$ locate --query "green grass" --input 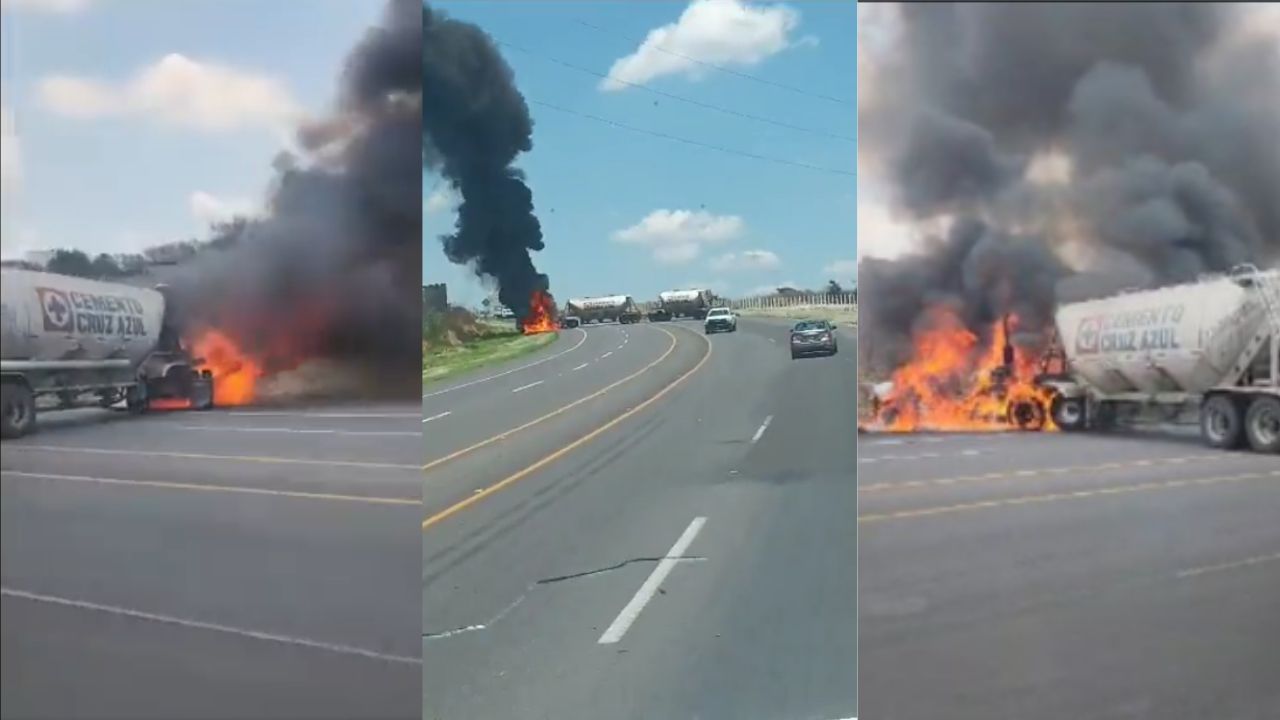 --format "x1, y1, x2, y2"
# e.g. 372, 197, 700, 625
423, 328, 558, 384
